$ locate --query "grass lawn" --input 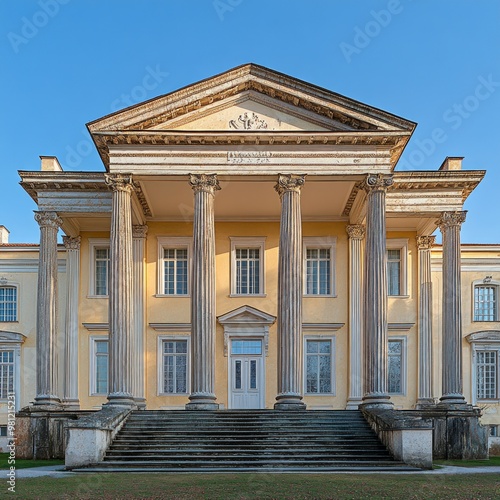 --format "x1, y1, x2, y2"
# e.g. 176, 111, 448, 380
8, 472, 500, 500
0, 452, 64, 470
